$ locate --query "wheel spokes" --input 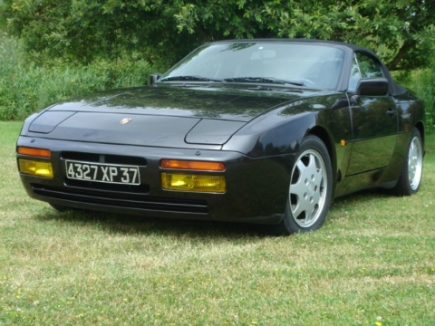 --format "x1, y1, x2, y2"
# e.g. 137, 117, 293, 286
408, 136, 423, 190
289, 150, 327, 227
